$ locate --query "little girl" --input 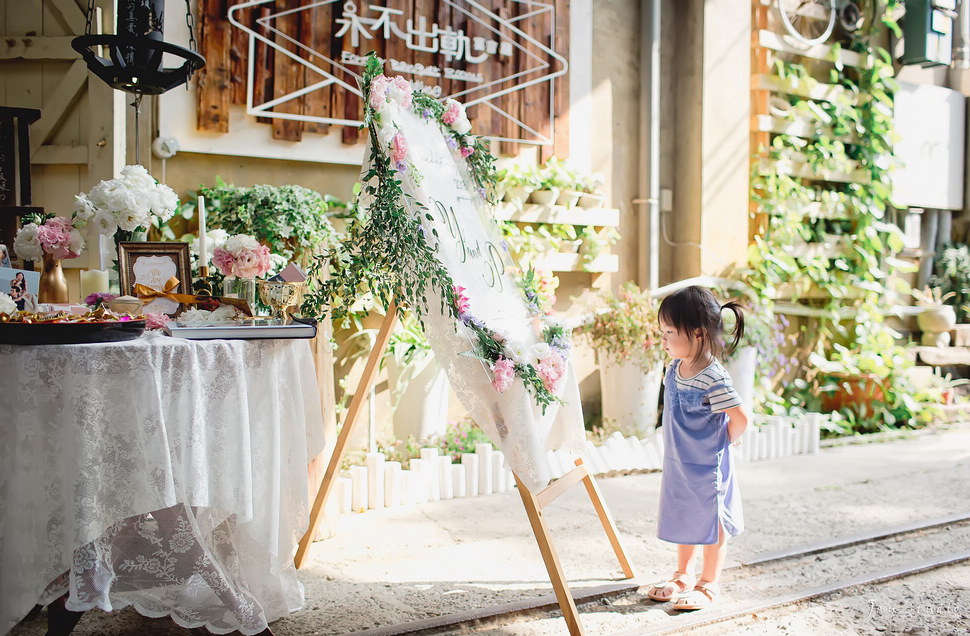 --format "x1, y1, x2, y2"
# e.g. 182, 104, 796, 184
647, 285, 749, 610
